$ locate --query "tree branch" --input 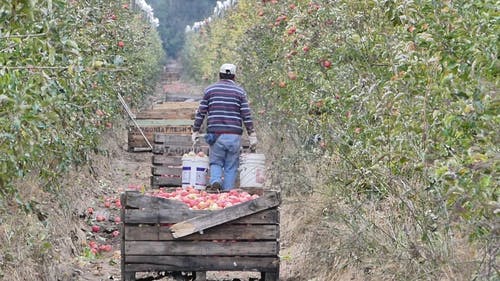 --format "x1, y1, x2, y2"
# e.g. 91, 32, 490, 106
0, 33, 47, 39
